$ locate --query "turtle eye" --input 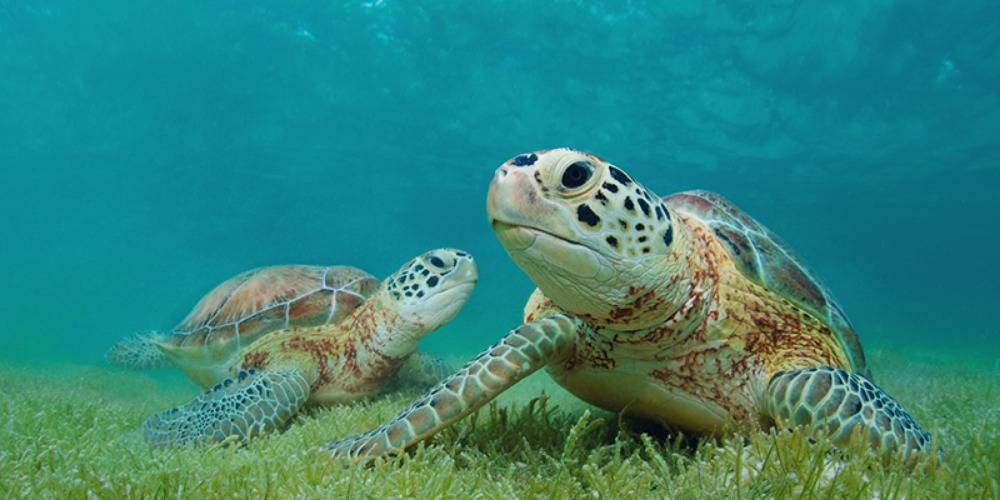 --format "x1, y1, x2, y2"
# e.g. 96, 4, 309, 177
428, 256, 446, 268
561, 161, 594, 189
